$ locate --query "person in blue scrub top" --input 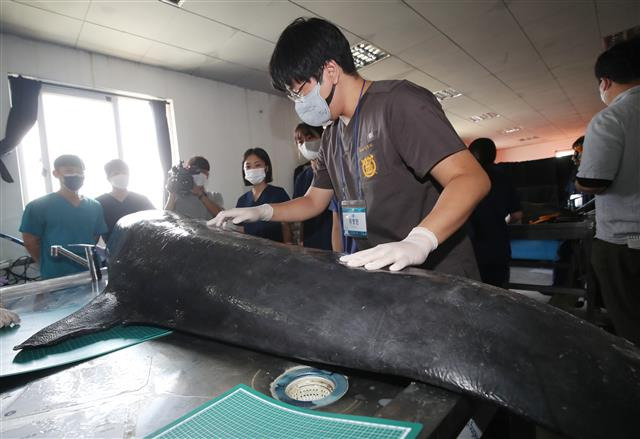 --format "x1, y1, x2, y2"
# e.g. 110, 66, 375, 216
293, 123, 357, 254
293, 123, 333, 250
236, 148, 293, 243
20, 154, 108, 279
